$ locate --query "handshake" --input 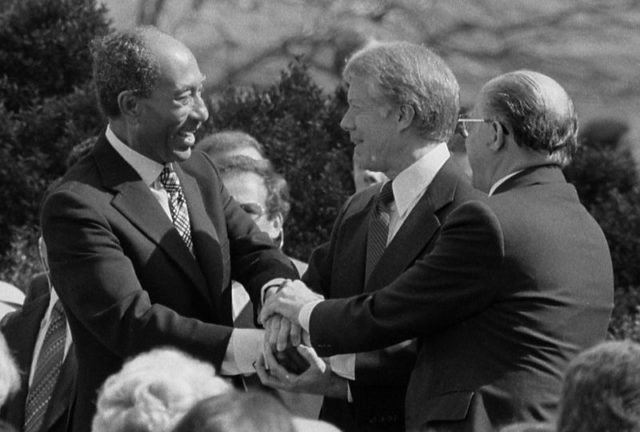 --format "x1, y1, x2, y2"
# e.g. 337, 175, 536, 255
259, 279, 323, 374
255, 280, 350, 398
